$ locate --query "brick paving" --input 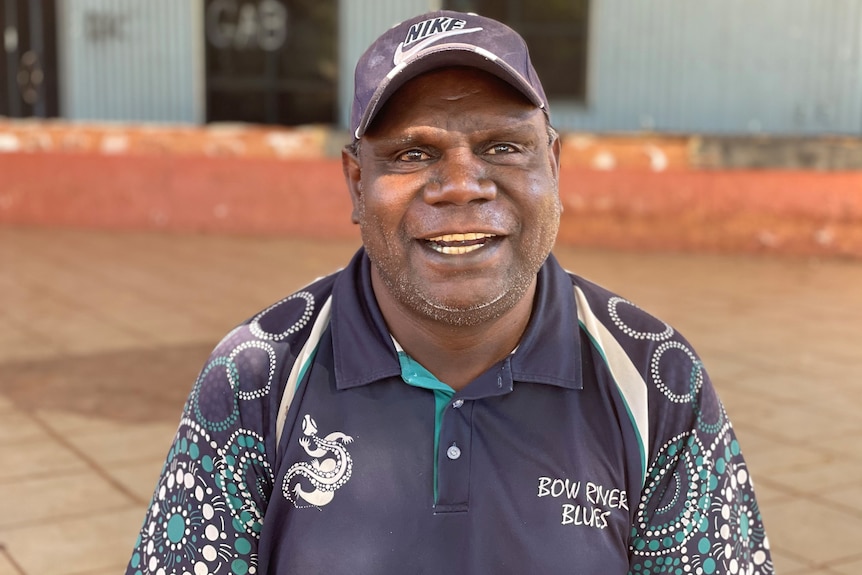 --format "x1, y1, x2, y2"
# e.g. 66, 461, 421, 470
1, 227, 861, 574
